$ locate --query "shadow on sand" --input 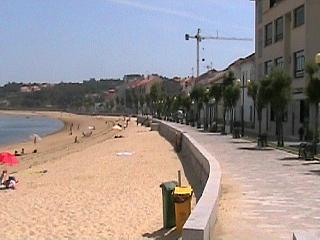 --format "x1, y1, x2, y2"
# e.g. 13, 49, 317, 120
142, 228, 178, 240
